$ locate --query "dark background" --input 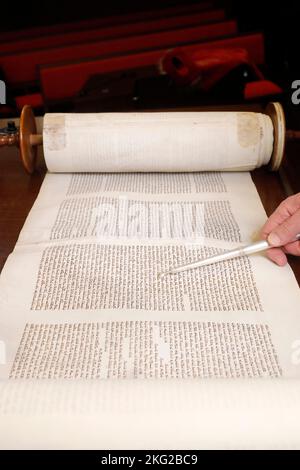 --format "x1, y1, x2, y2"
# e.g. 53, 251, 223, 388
1, 0, 300, 122
1, 0, 299, 79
